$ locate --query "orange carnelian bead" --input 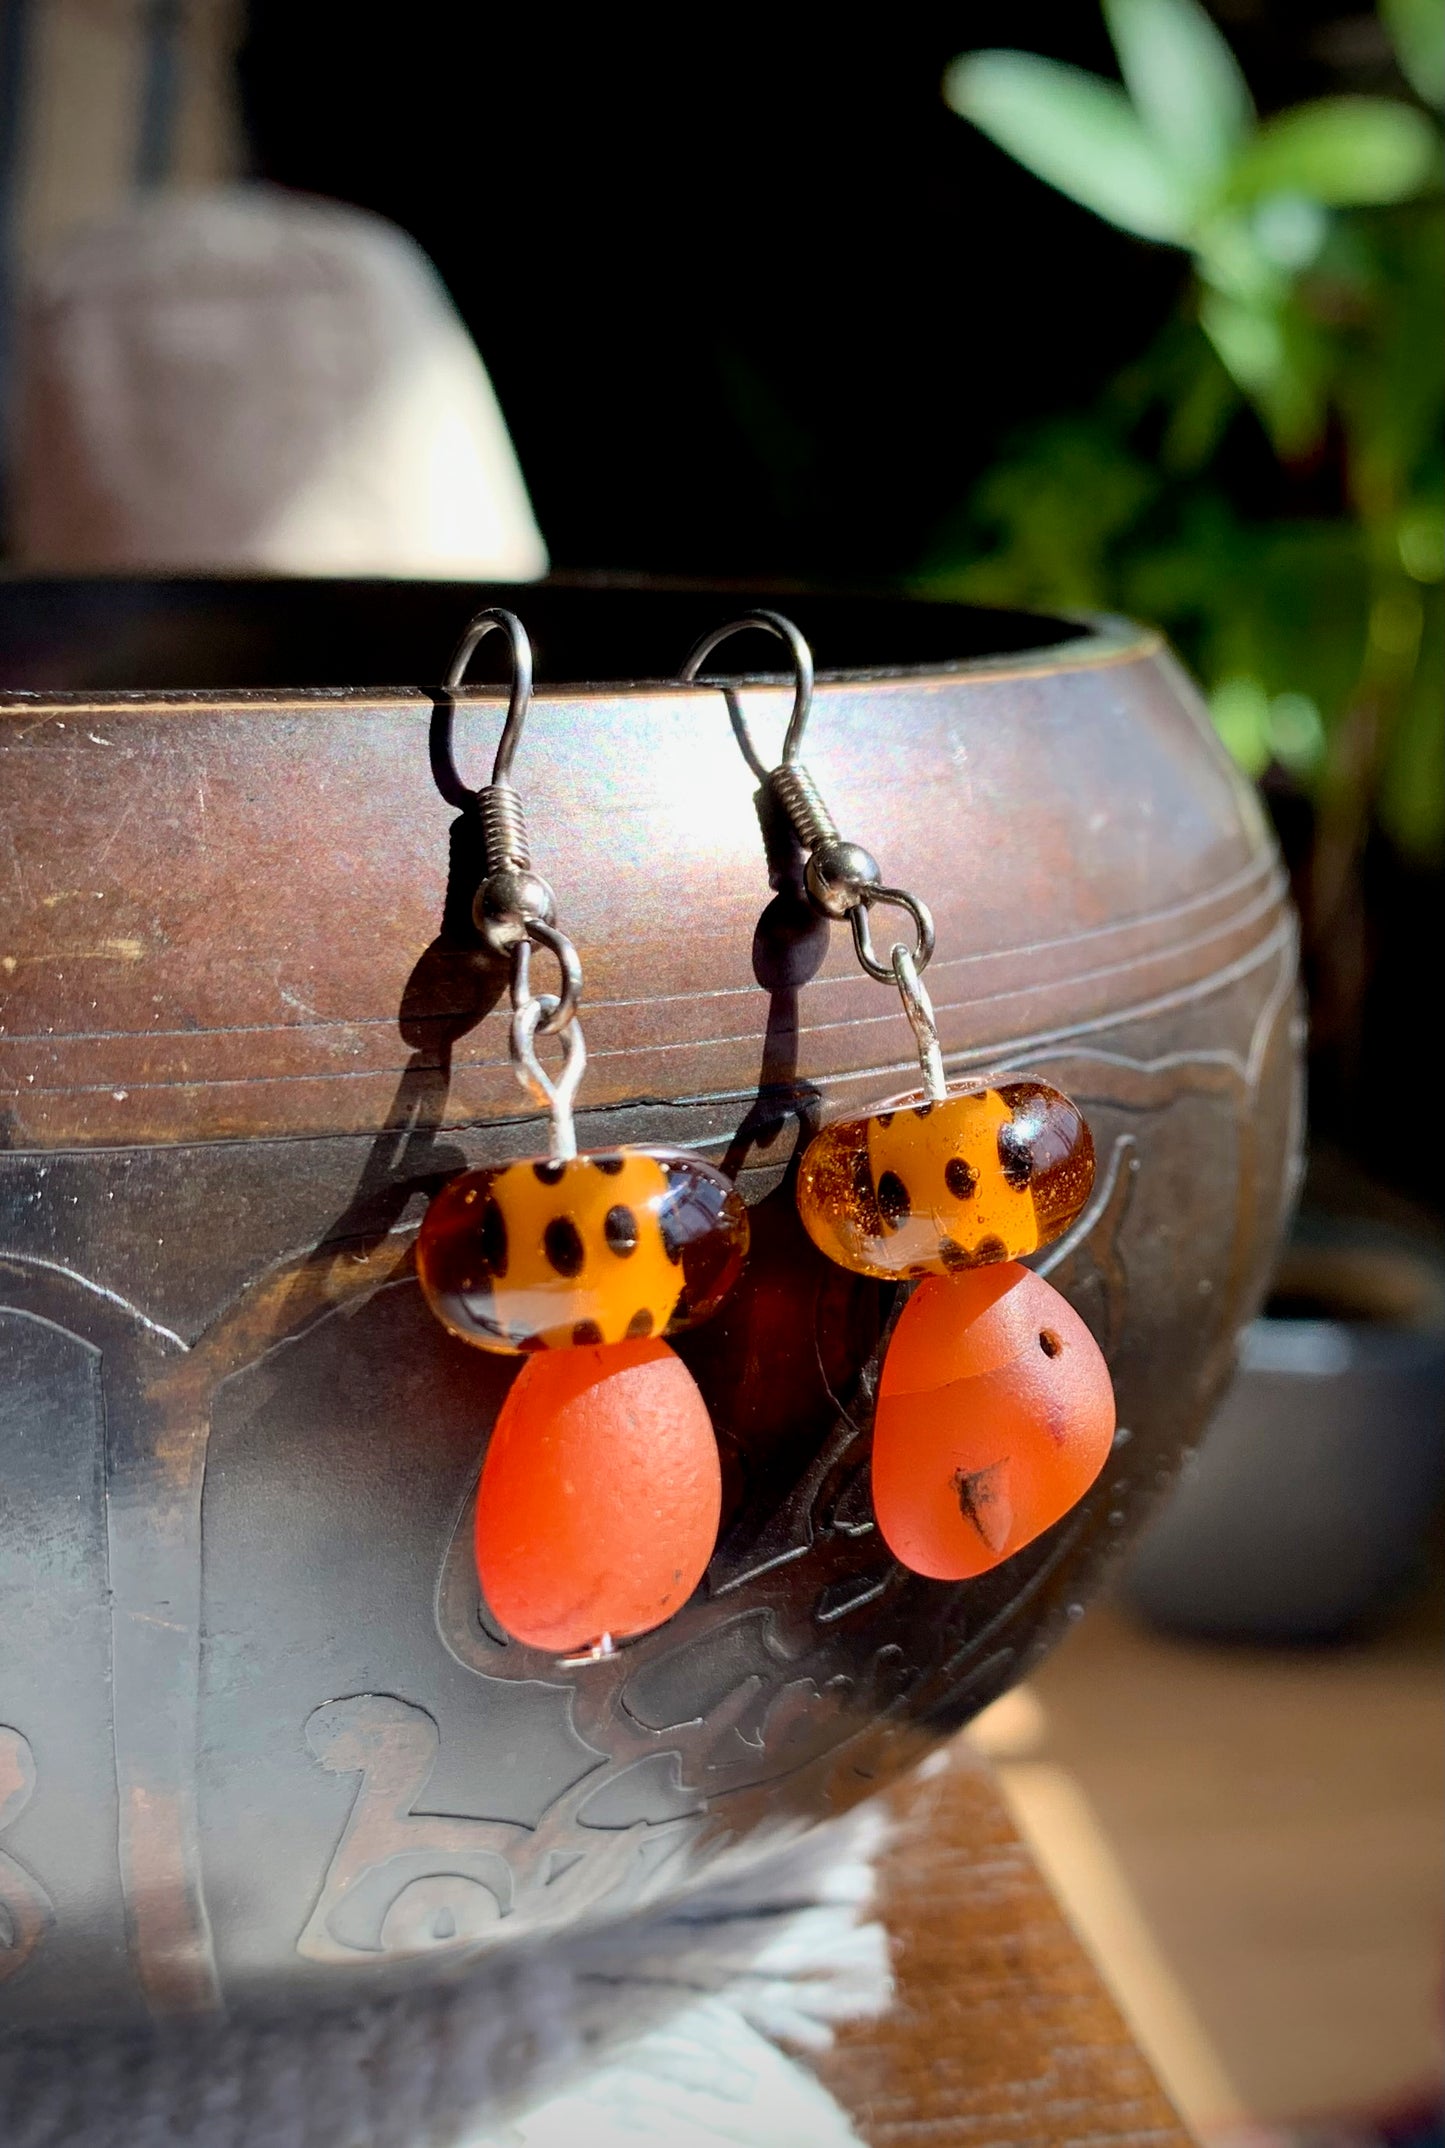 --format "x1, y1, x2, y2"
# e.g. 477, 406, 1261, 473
872, 1263, 1114, 1580
797, 1081, 1093, 1281
475, 1338, 721, 1654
